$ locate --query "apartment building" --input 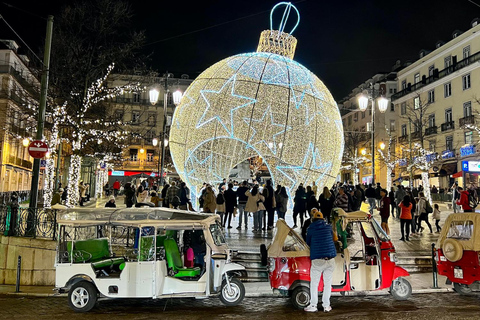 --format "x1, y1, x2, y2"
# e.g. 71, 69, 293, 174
339, 69, 399, 187
105, 72, 193, 185
392, 18, 480, 189
0, 40, 40, 194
